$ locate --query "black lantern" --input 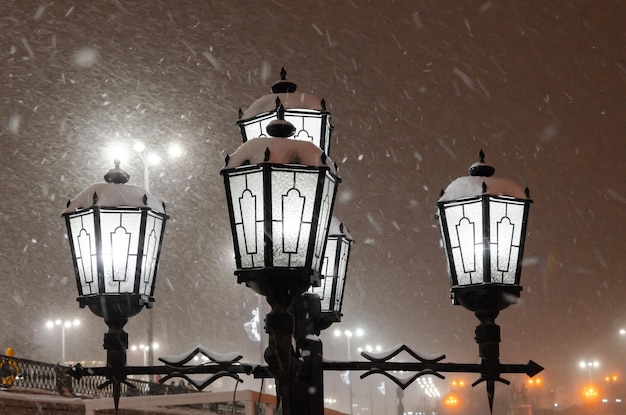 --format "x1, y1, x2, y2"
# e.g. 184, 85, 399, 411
436, 150, 531, 312
221, 129, 340, 303
437, 151, 534, 411
62, 161, 169, 321
223, 112, 341, 414
309, 216, 353, 326
237, 68, 332, 155
62, 161, 168, 409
